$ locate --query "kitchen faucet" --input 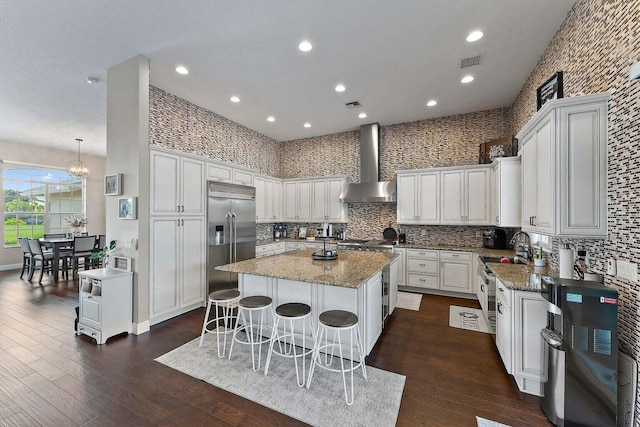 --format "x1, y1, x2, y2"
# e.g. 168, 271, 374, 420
510, 231, 532, 259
